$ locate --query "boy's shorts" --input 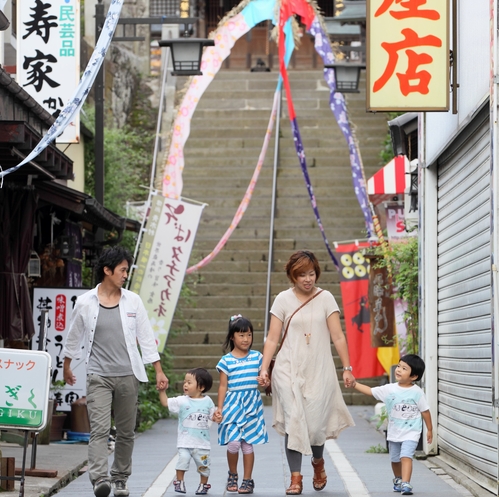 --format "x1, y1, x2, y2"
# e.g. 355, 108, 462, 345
388, 440, 419, 463
176, 448, 211, 476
